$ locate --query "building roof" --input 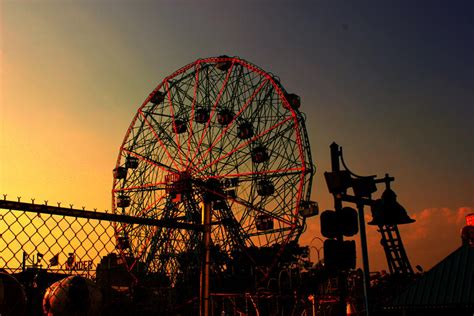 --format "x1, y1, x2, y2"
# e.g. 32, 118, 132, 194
387, 244, 474, 310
